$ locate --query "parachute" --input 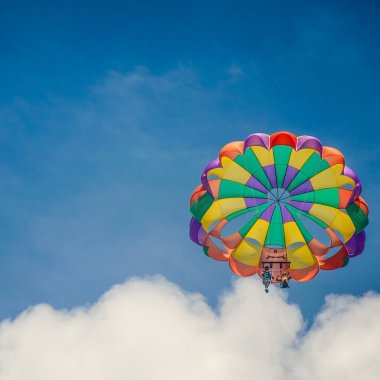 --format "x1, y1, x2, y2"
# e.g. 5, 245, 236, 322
189, 132, 369, 284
